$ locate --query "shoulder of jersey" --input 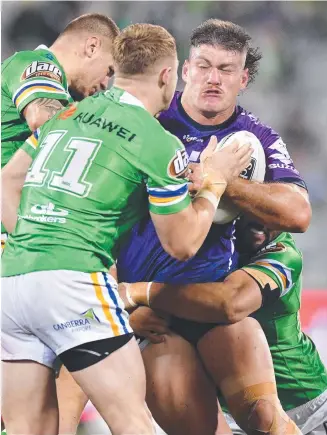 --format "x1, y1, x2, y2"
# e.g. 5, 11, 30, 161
237, 106, 279, 142
251, 233, 302, 267
9, 49, 54, 63
6, 49, 64, 84
98, 92, 171, 141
